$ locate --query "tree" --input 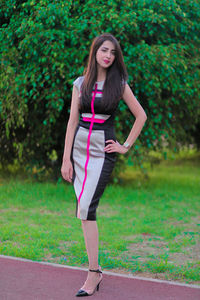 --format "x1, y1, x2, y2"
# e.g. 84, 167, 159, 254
0, 0, 199, 179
